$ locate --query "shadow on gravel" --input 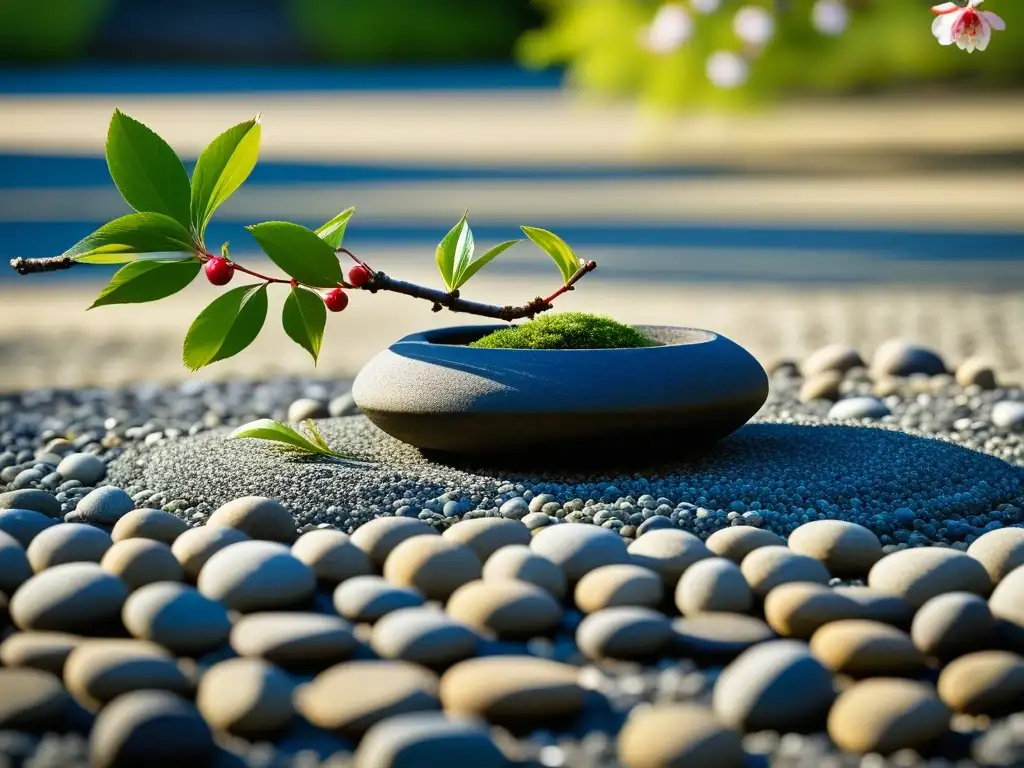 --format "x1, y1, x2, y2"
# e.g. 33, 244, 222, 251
421, 420, 1020, 481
